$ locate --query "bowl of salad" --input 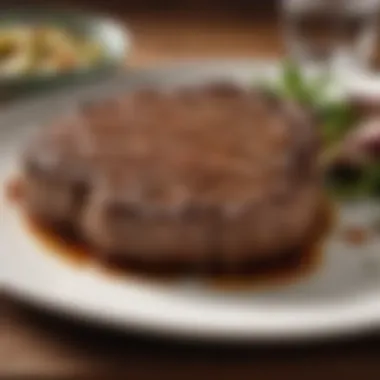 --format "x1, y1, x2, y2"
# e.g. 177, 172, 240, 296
0, 8, 131, 94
